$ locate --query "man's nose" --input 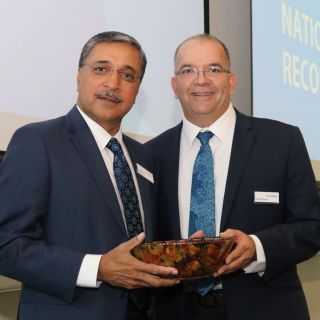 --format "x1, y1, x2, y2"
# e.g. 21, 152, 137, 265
103, 69, 121, 88
195, 70, 211, 84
